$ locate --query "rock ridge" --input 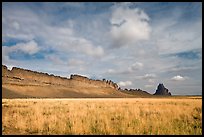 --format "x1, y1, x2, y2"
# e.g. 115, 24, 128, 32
2, 65, 119, 90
